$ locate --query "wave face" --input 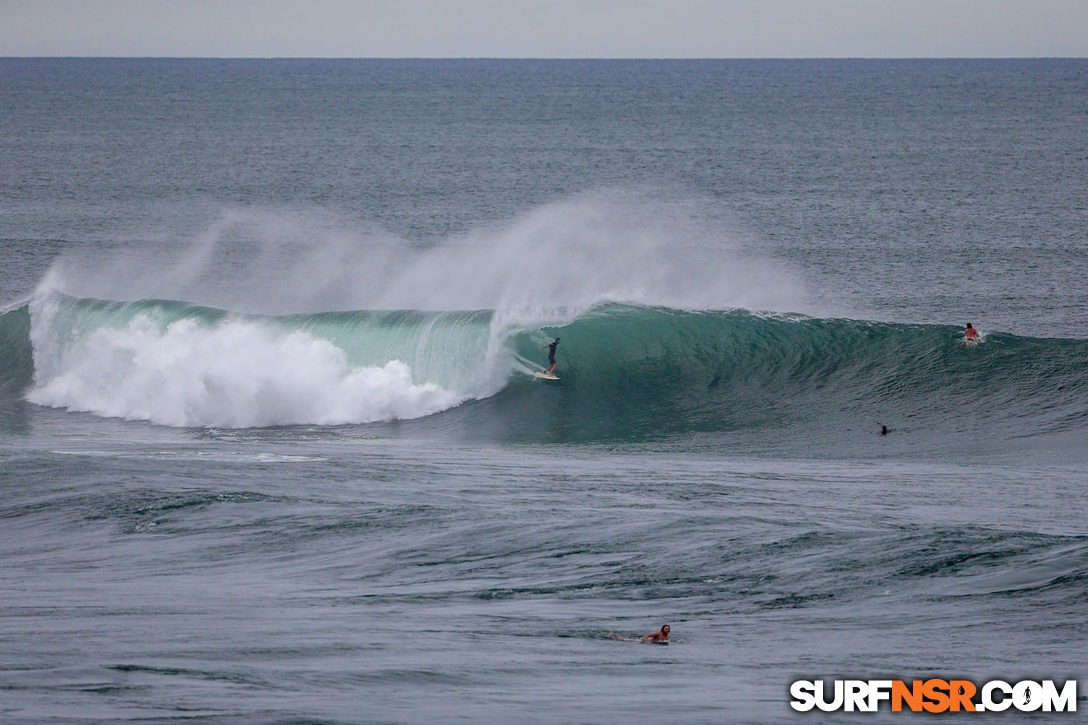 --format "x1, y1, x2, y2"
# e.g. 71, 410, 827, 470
0, 304, 32, 395
8, 294, 1088, 442
492, 304, 1088, 444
